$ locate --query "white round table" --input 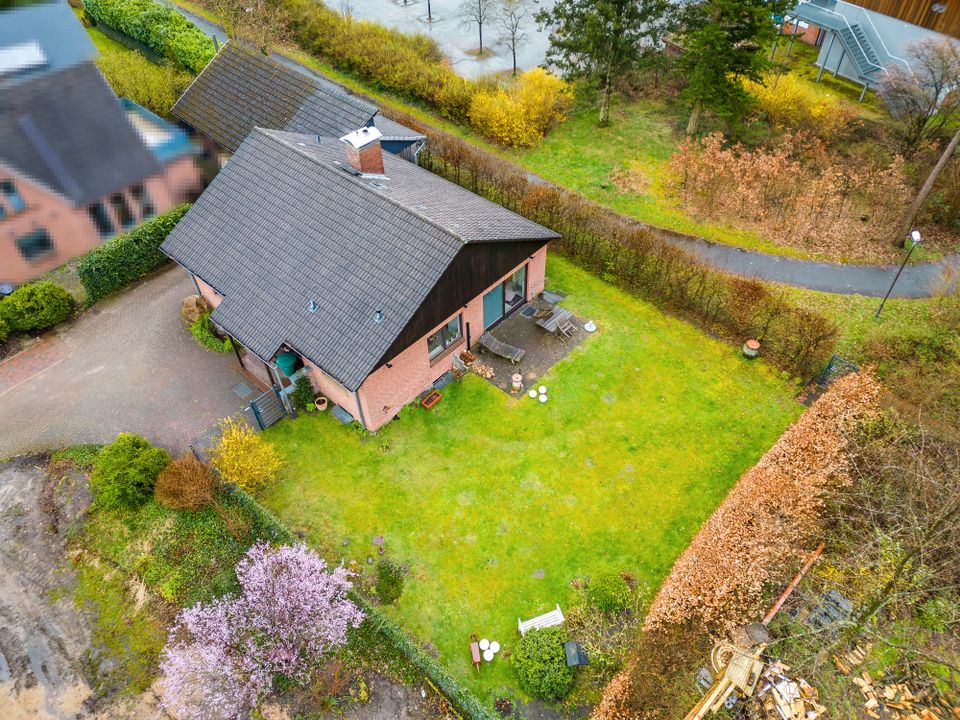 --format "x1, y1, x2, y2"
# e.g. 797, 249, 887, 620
490, 641, 501, 653
479, 638, 490, 651
483, 649, 495, 662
